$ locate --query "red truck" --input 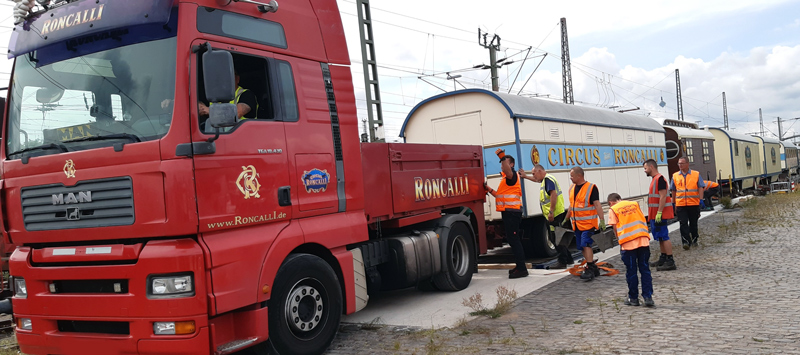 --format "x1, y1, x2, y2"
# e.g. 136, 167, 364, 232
3, 0, 489, 354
